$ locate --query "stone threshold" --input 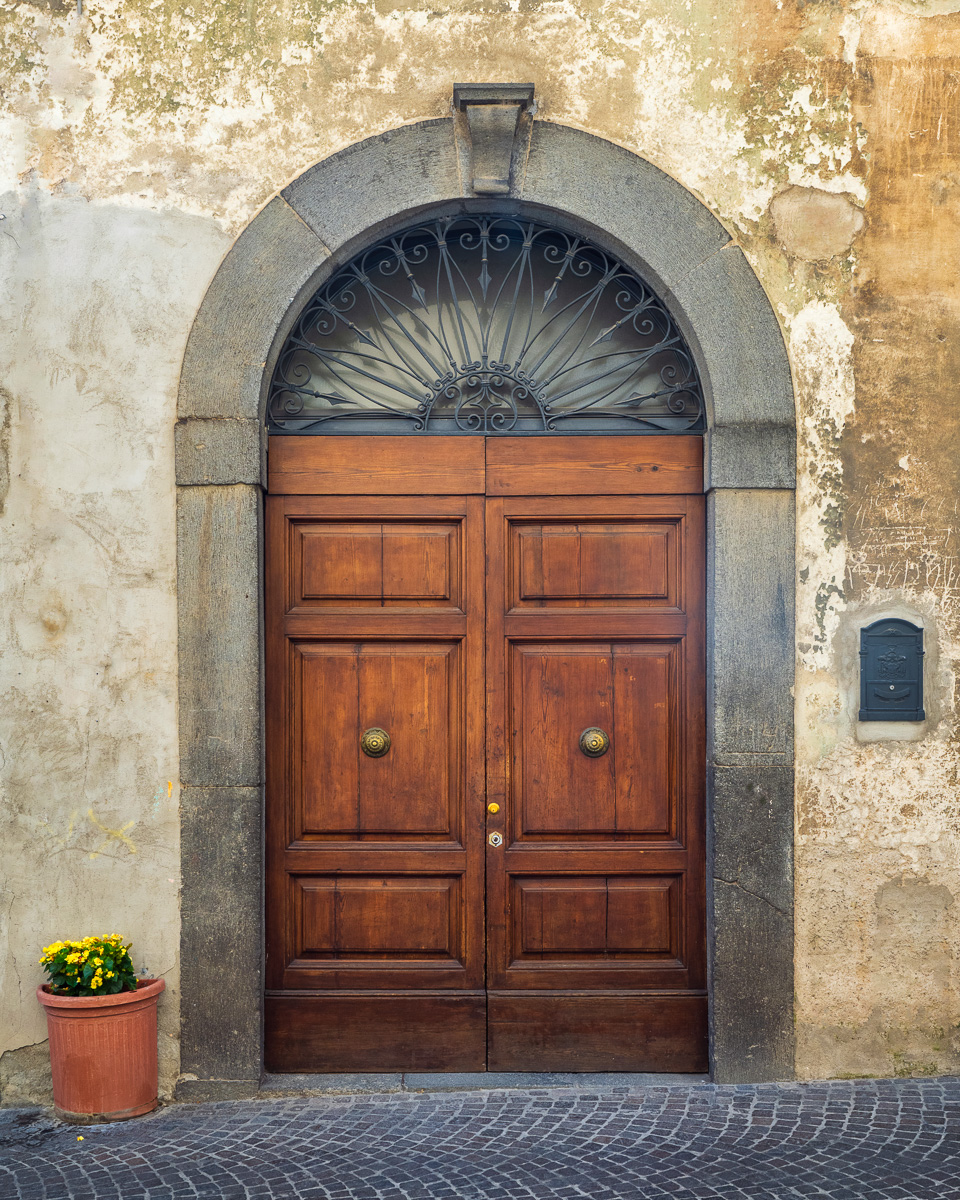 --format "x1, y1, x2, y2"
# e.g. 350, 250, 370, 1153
176, 1072, 710, 1102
